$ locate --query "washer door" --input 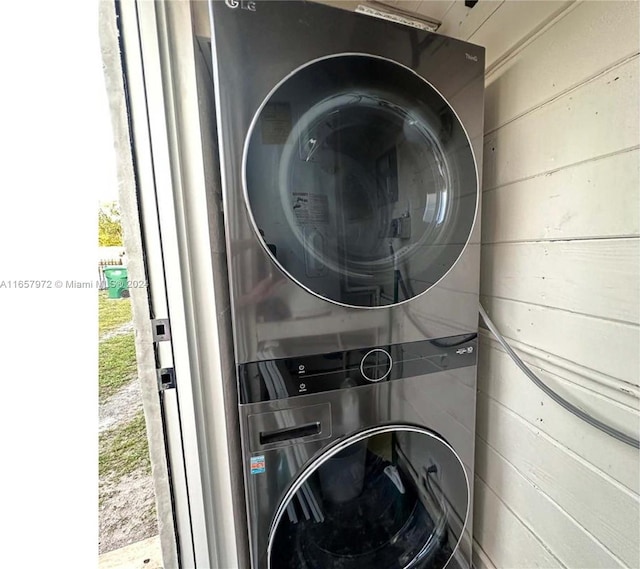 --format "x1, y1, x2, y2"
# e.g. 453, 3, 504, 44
267, 425, 470, 569
244, 55, 477, 308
